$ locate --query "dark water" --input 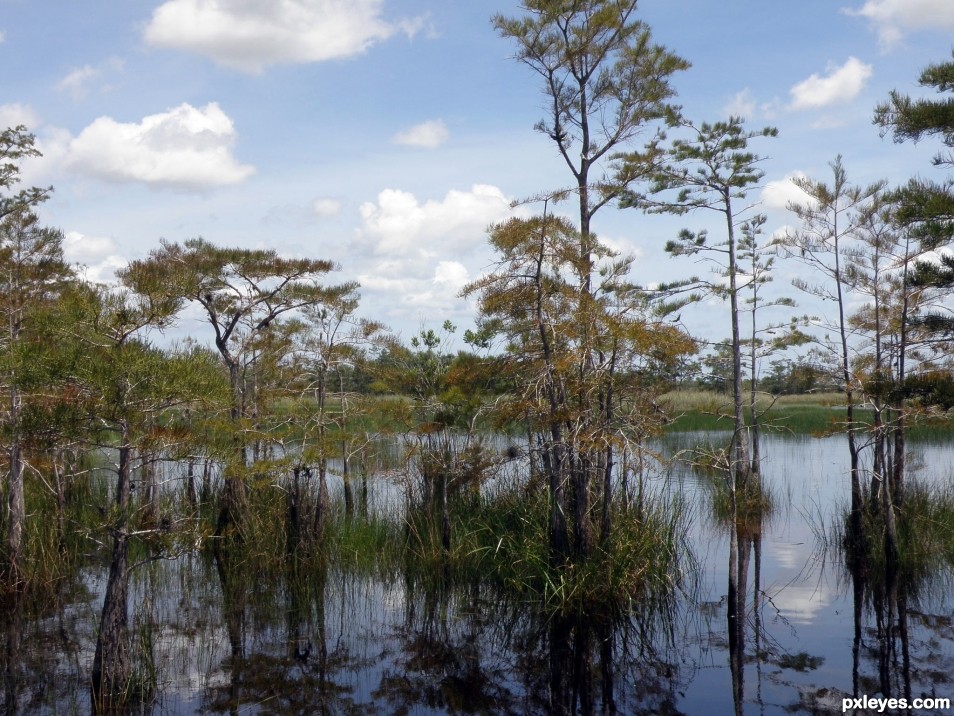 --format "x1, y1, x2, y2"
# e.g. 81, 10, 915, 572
3, 433, 954, 714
